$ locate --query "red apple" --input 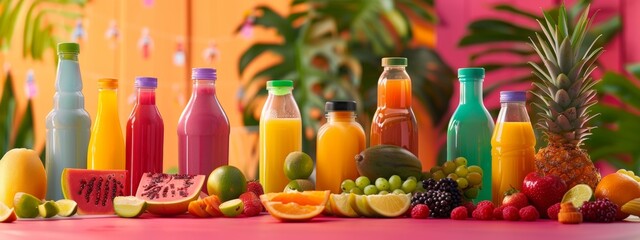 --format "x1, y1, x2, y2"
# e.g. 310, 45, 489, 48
521, 172, 567, 218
